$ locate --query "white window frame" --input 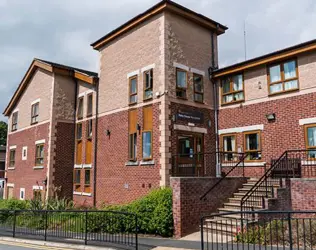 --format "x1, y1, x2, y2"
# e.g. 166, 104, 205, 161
20, 188, 25, 200
22, 146, 27, 161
